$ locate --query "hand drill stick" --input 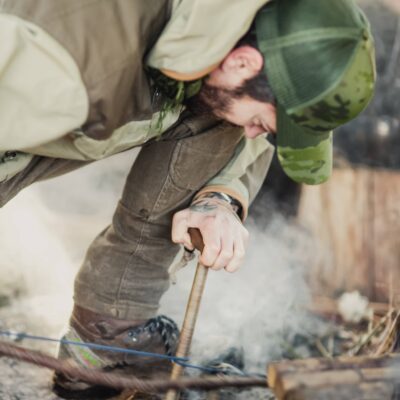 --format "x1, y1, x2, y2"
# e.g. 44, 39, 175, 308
165, 228, 207, 400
